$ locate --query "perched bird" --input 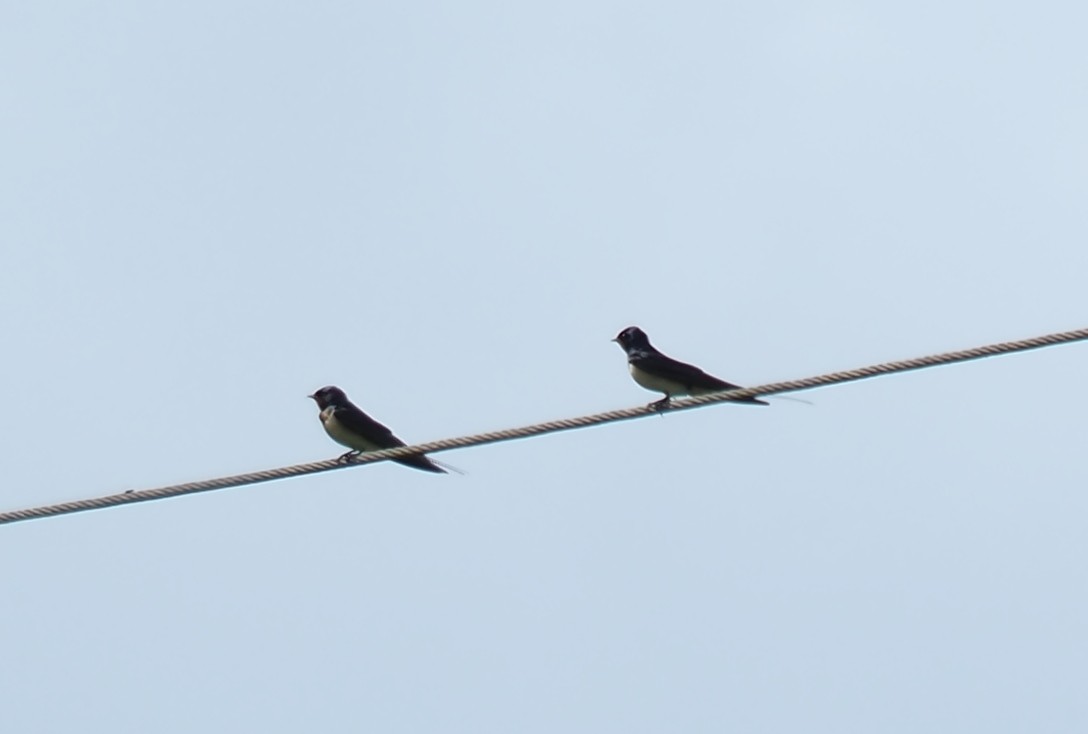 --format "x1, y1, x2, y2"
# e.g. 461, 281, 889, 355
308, 386, 446, 473
612, 326, 768, 409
